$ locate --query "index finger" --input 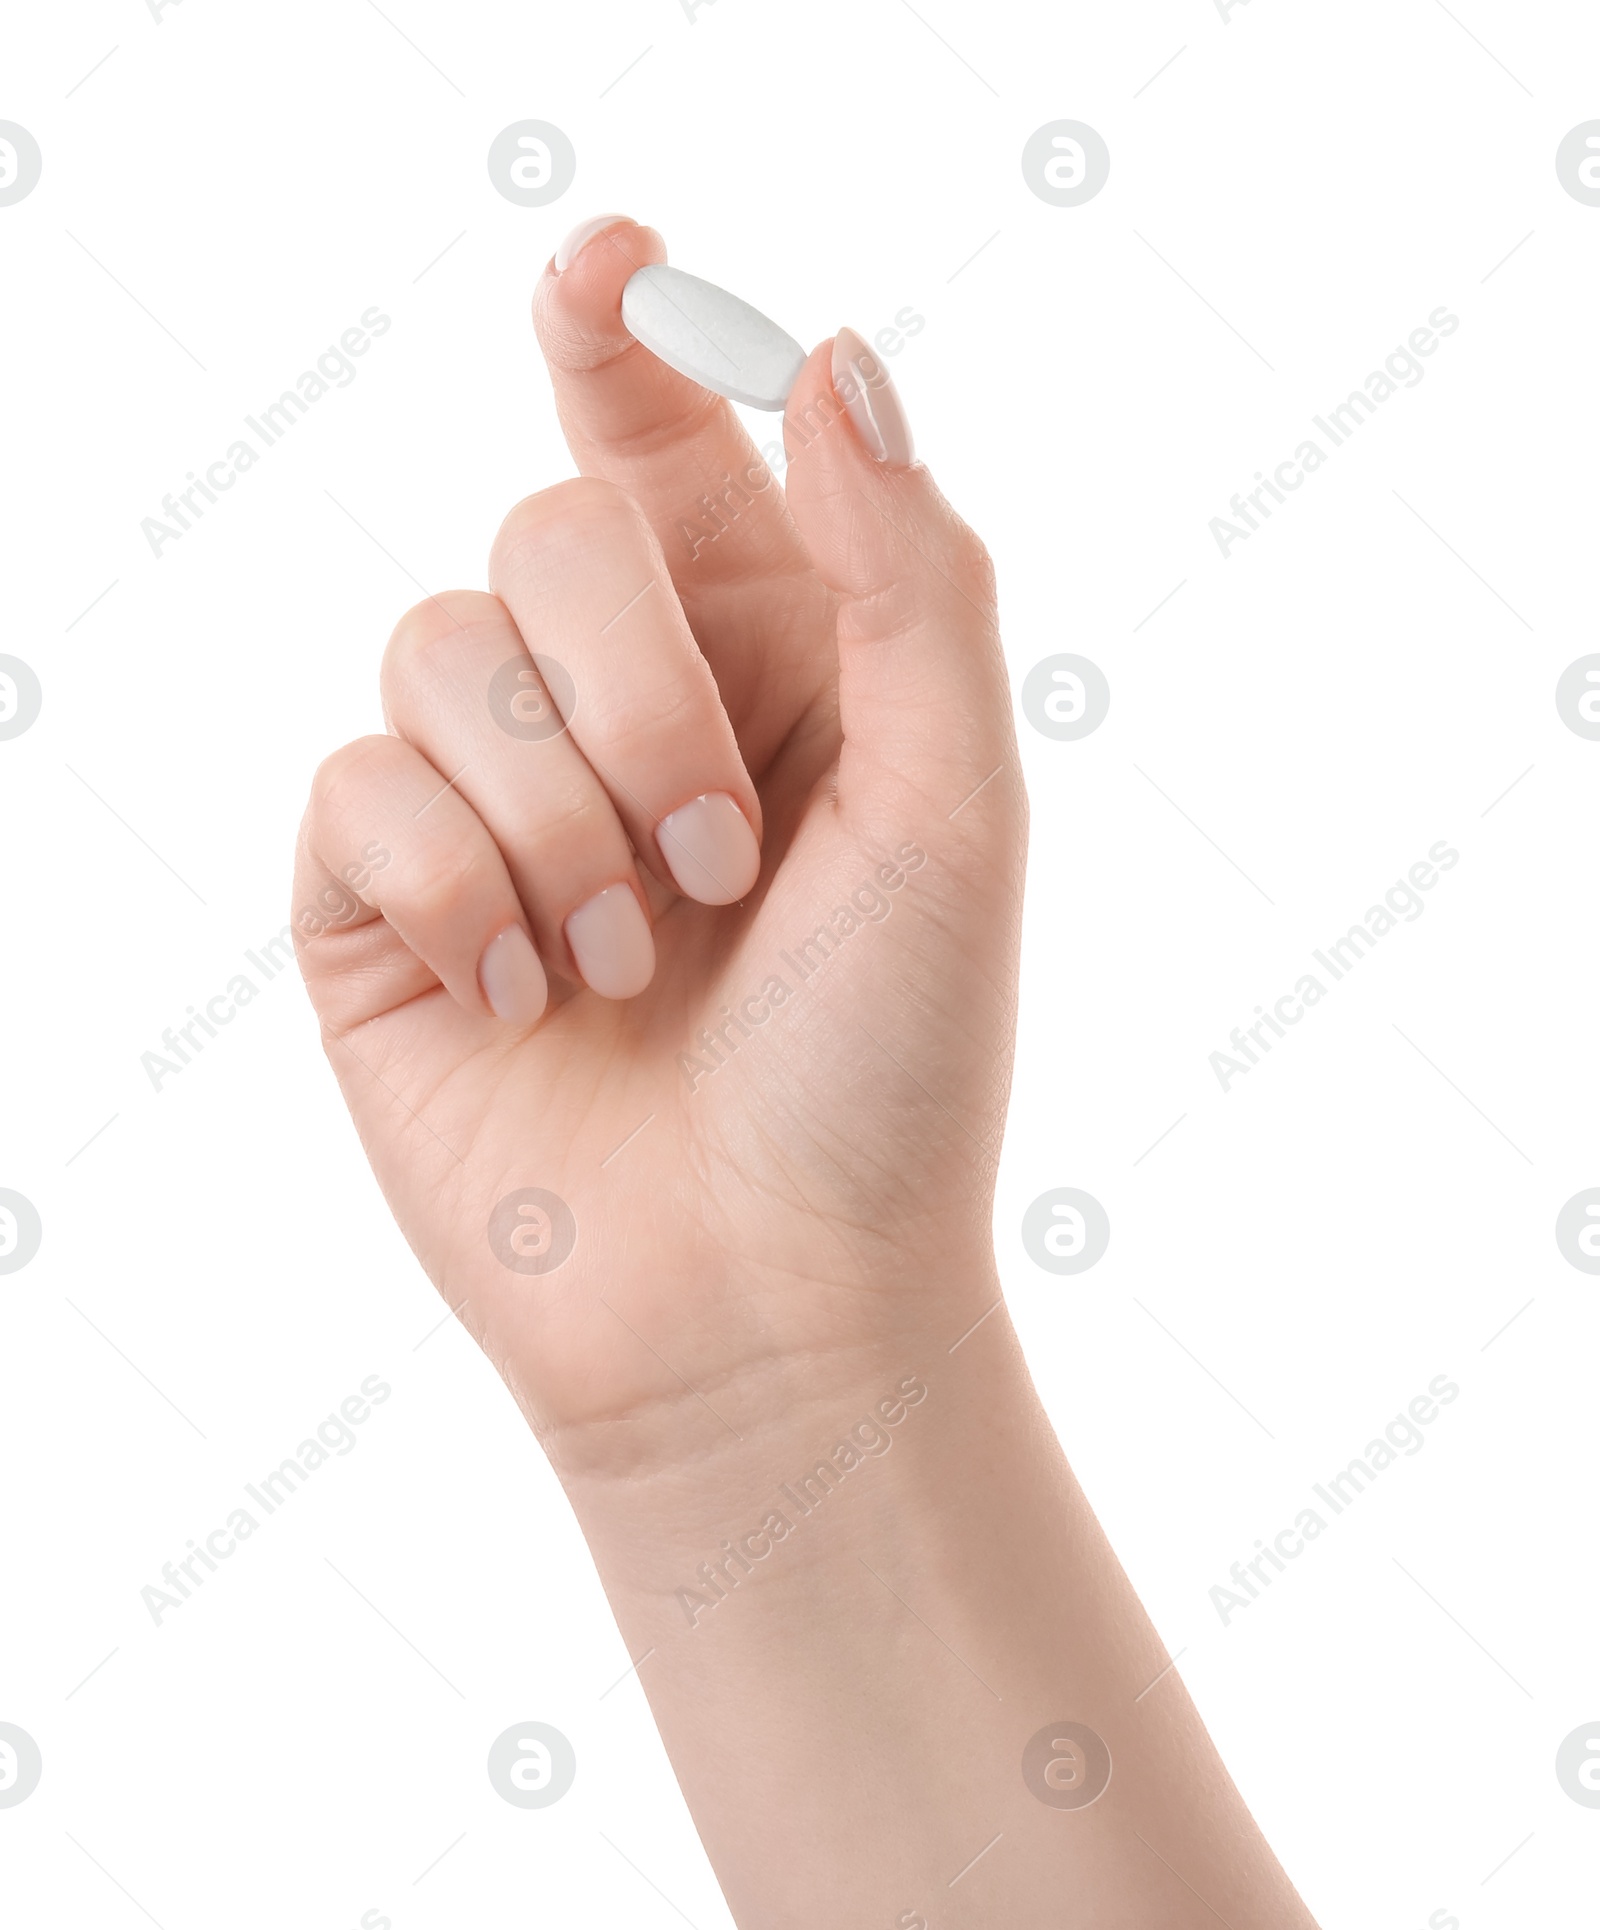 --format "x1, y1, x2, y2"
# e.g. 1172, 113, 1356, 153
532, 217, 829, 761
